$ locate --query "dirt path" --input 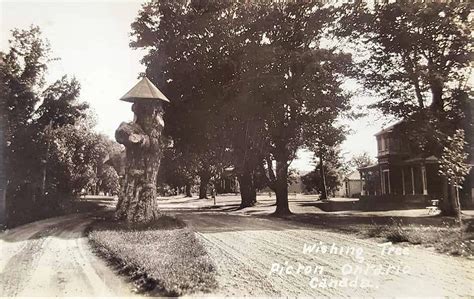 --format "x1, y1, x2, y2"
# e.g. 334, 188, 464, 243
174, 211, 474, 297
0, 213, 135, 297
